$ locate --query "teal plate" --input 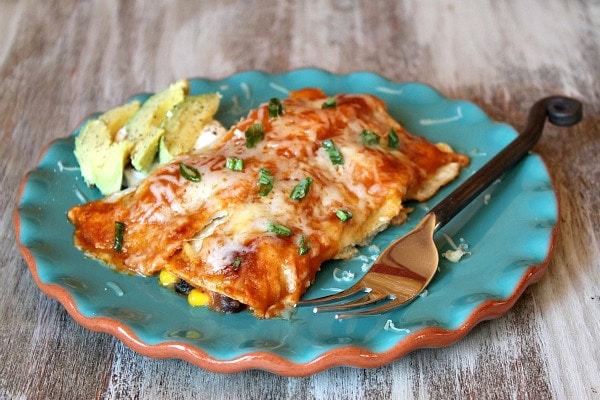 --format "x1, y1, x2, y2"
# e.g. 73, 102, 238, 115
15, 69, 558, 376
